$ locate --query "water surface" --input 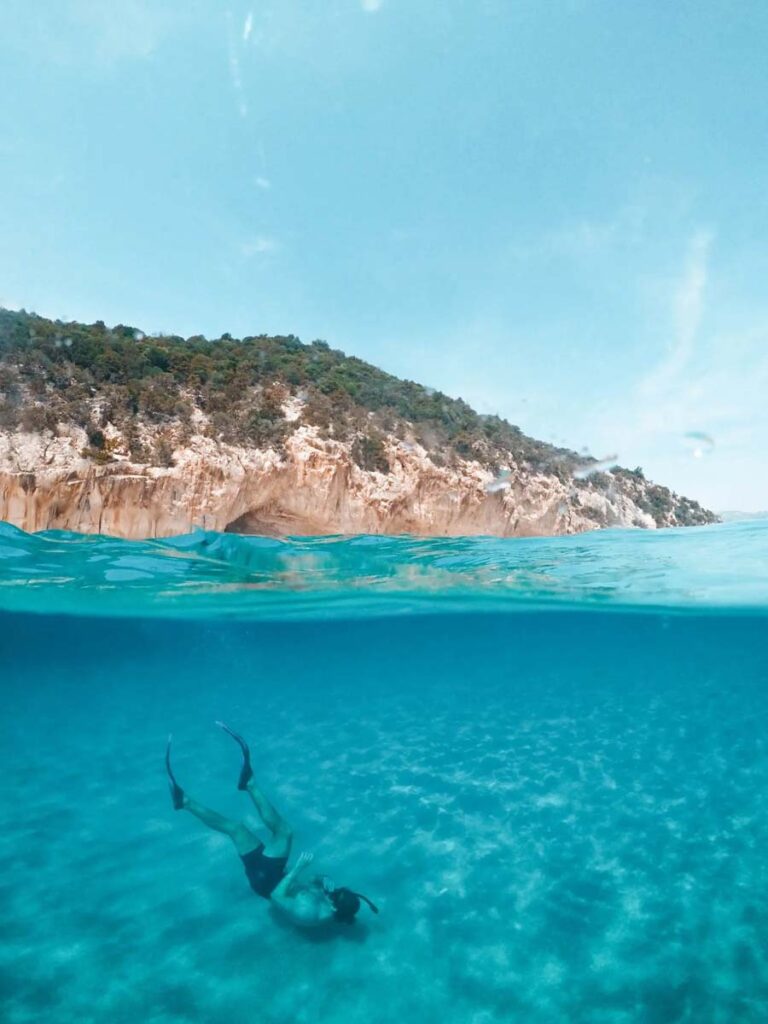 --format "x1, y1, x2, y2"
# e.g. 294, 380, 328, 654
1, 522, 767, 1022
